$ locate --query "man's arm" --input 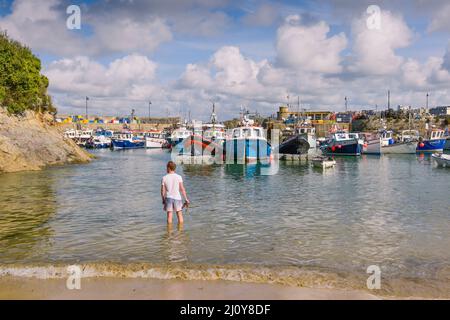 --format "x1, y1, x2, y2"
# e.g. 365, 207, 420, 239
179, 182, 189, 203
161, 184, 166, 204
